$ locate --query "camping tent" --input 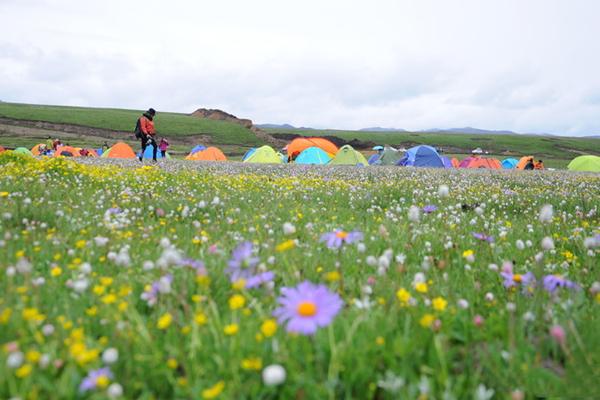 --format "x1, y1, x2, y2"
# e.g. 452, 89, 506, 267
0, 146, 5, 153
567, 155, 600, 172
242, 148, 257, 161
516, 156, 535, 170
295, 147, 332, 165
287, 137, 338, 158
374, 146, 403, 166
459, 157, 502, 169
329, 145, 369, 166
138, 146, 169, 159
13, 147, 33, 156
186, 147, 227, 161
398, 145, 445, 168
55, 146, 82, 157
244, 145, 283, 164
101, 142, 137, 159
190, 145, 206, 155
502, 158, 519, 169
31, 143, 49, 156
441, 156, 460, 168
